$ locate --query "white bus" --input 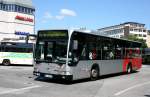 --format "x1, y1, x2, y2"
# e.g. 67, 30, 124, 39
0, 42, 33, 65
33, 29, 142, 81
